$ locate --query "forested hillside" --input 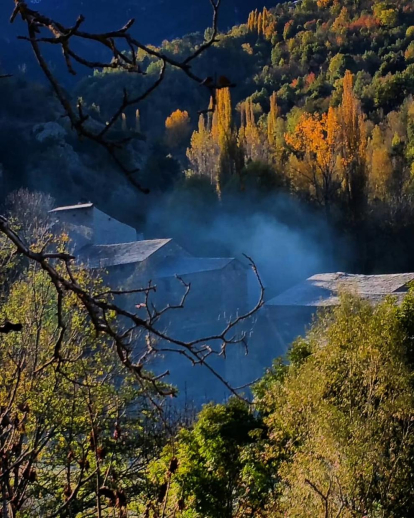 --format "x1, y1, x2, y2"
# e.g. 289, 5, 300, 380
81, 0, 414, 274
3, 2, 414, 516
0, 0, 268, 77
2, 0, 414, 279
